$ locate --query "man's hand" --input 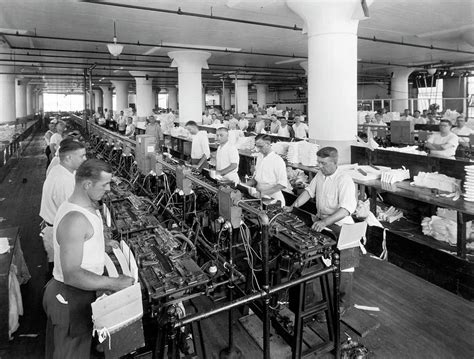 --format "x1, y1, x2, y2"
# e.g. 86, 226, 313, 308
105, 239, 119, 254
112, 275, 135, 292
283, 205, 293, 213
311, 219, 327, 232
